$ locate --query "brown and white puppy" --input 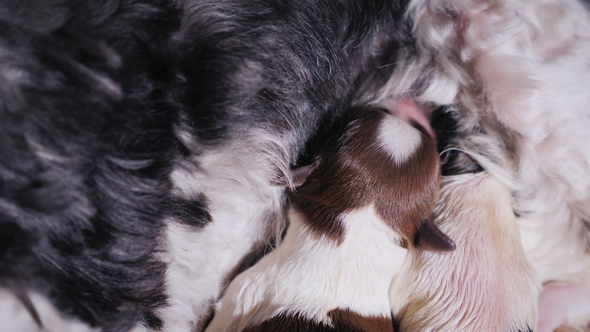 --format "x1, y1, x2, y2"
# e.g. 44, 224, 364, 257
205, 106, 455, 332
